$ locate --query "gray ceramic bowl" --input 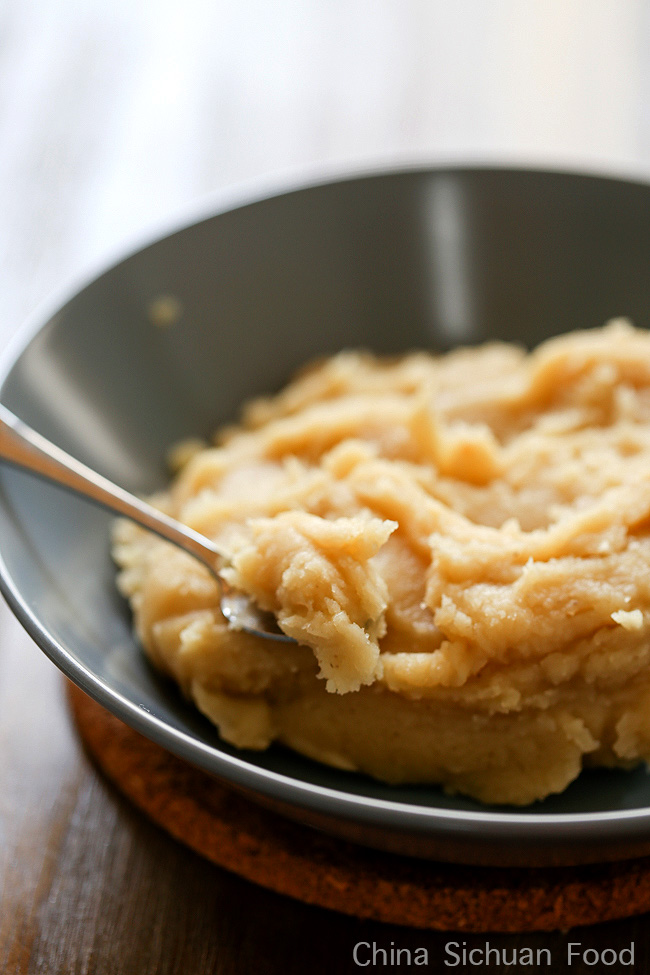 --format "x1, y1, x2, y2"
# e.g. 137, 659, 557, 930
3, 166, 650, 868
